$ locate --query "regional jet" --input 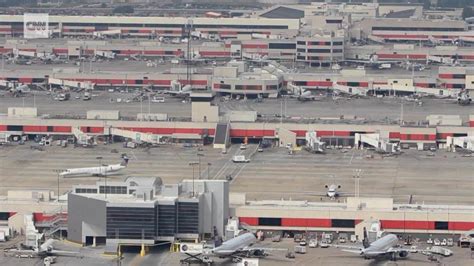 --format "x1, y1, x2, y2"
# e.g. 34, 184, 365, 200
59, 157, 128, 178
325, 184, 342, 199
